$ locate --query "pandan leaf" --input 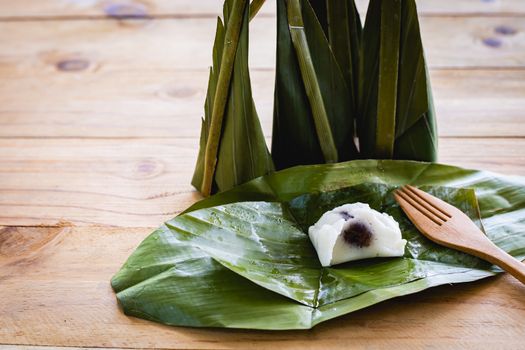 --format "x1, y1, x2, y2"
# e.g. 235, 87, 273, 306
359, 0, 438, 161
192, 0, 273, 196
271, 0, 358, 170
114, 160, 525, 329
